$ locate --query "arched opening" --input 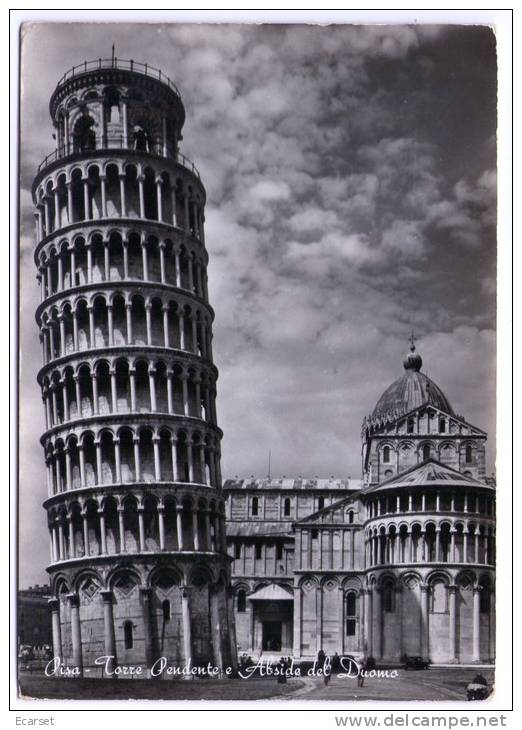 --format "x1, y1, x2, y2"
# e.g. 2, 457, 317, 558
283, 497, 291, 517
118, 428, 135, 482
155, 361, 168, 413
139, 428, 155, 481
143, 495, 159, 550
135, 360, 150, 412
104, 497, 120, 554
105, 164, 121, 217
73, 115, 96, 152
77, 364, 93, 417
164, 497, 178, 550
112, 295, 127, 346
92, 295, 108, 347
122, 498, 139, 552
237, 590, 247, 613
124, 165, 140, 219
130, 295, 147, 345
76, 299, 90, 350
143, 168, 157, 220
104, 87, 121, 127
99, 430, 115, 485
